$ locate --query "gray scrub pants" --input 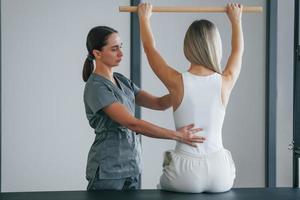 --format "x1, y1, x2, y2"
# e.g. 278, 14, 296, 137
87, 171, 140, 190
